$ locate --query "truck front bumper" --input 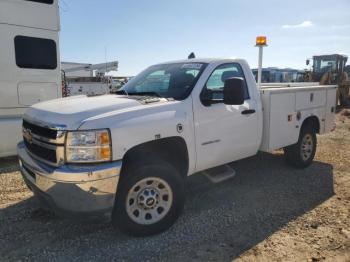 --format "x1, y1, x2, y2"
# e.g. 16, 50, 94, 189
17, 142, 122, 217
